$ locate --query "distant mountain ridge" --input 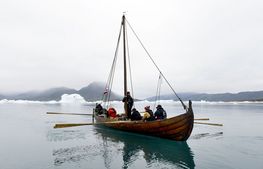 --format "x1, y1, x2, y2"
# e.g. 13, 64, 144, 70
146, 91, 263, 102
0, 82, 263, 102
0, 82, 122, 101
77, 82, 122, 101
0, 87, 77, 101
